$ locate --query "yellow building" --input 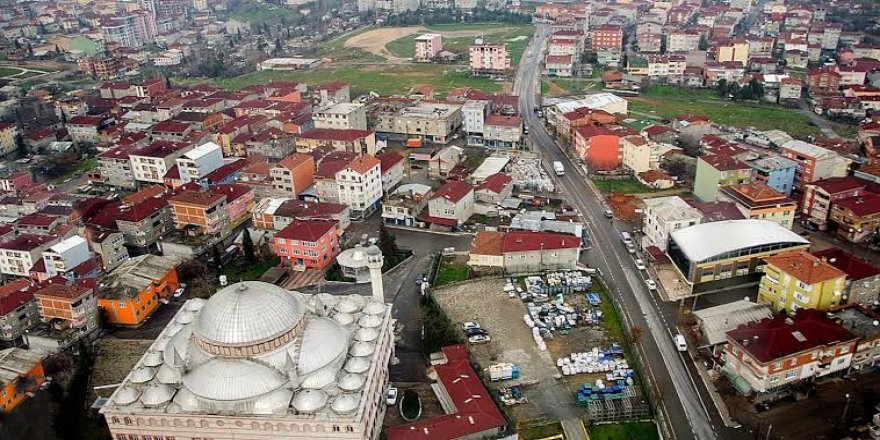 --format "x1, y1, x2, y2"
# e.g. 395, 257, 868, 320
759, 251, 847, 312
717, 40, 750, 65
